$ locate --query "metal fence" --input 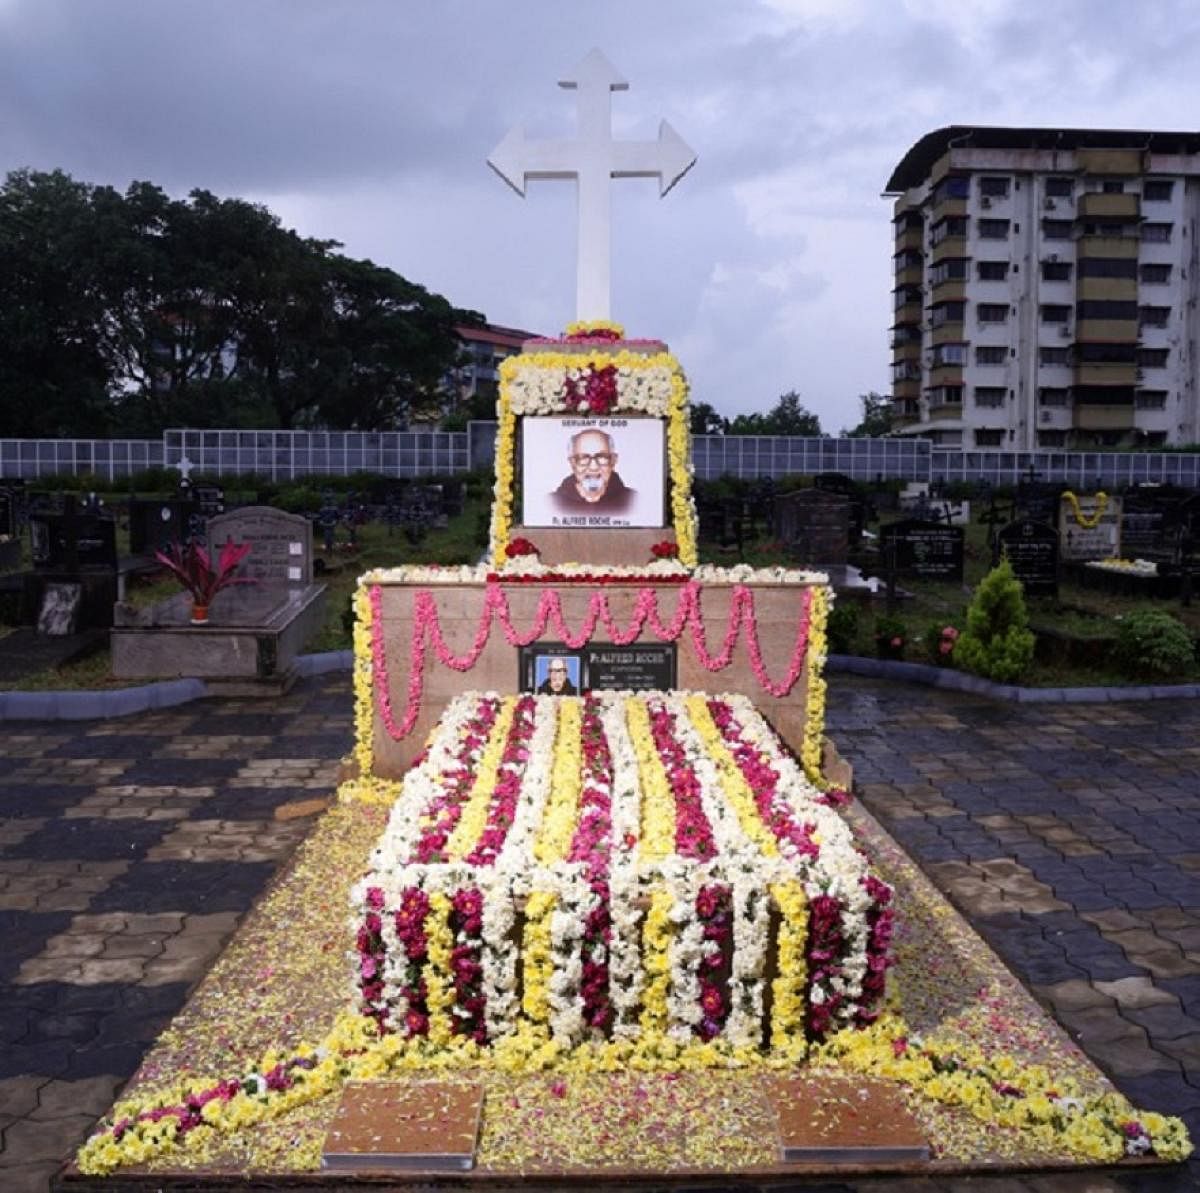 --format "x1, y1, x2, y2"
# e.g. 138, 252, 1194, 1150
3, 427, 1200, 490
